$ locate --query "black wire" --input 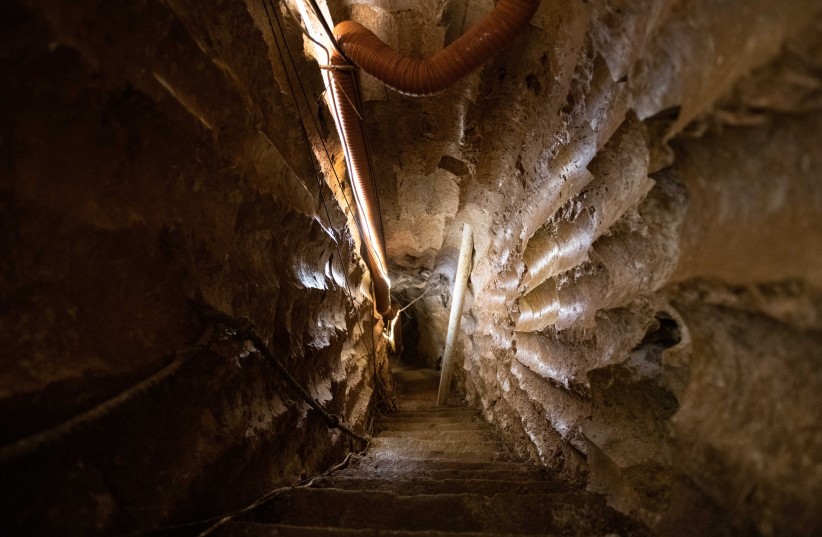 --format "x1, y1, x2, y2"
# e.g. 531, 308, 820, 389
265, 0, 365, 259
281, 0, 331, 62
115, 439, 370, 537
302, 19, 387, 277
264, 1, 347, 281
275, 3, 395, 403
288, 0, 388, 275
263, 0, 375, 353
305, 0, 353, 64
269, 0, 387, 289
268, 5, 392, 410
303, 0, 387, 267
